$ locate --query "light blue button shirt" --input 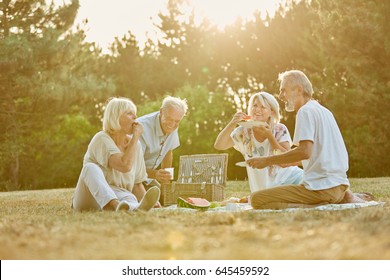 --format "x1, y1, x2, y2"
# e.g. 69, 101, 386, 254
137, 111, 180, 170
